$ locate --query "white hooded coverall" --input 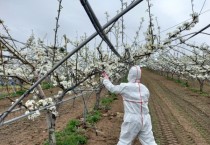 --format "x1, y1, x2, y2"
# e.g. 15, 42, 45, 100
103, 66, 157, 145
